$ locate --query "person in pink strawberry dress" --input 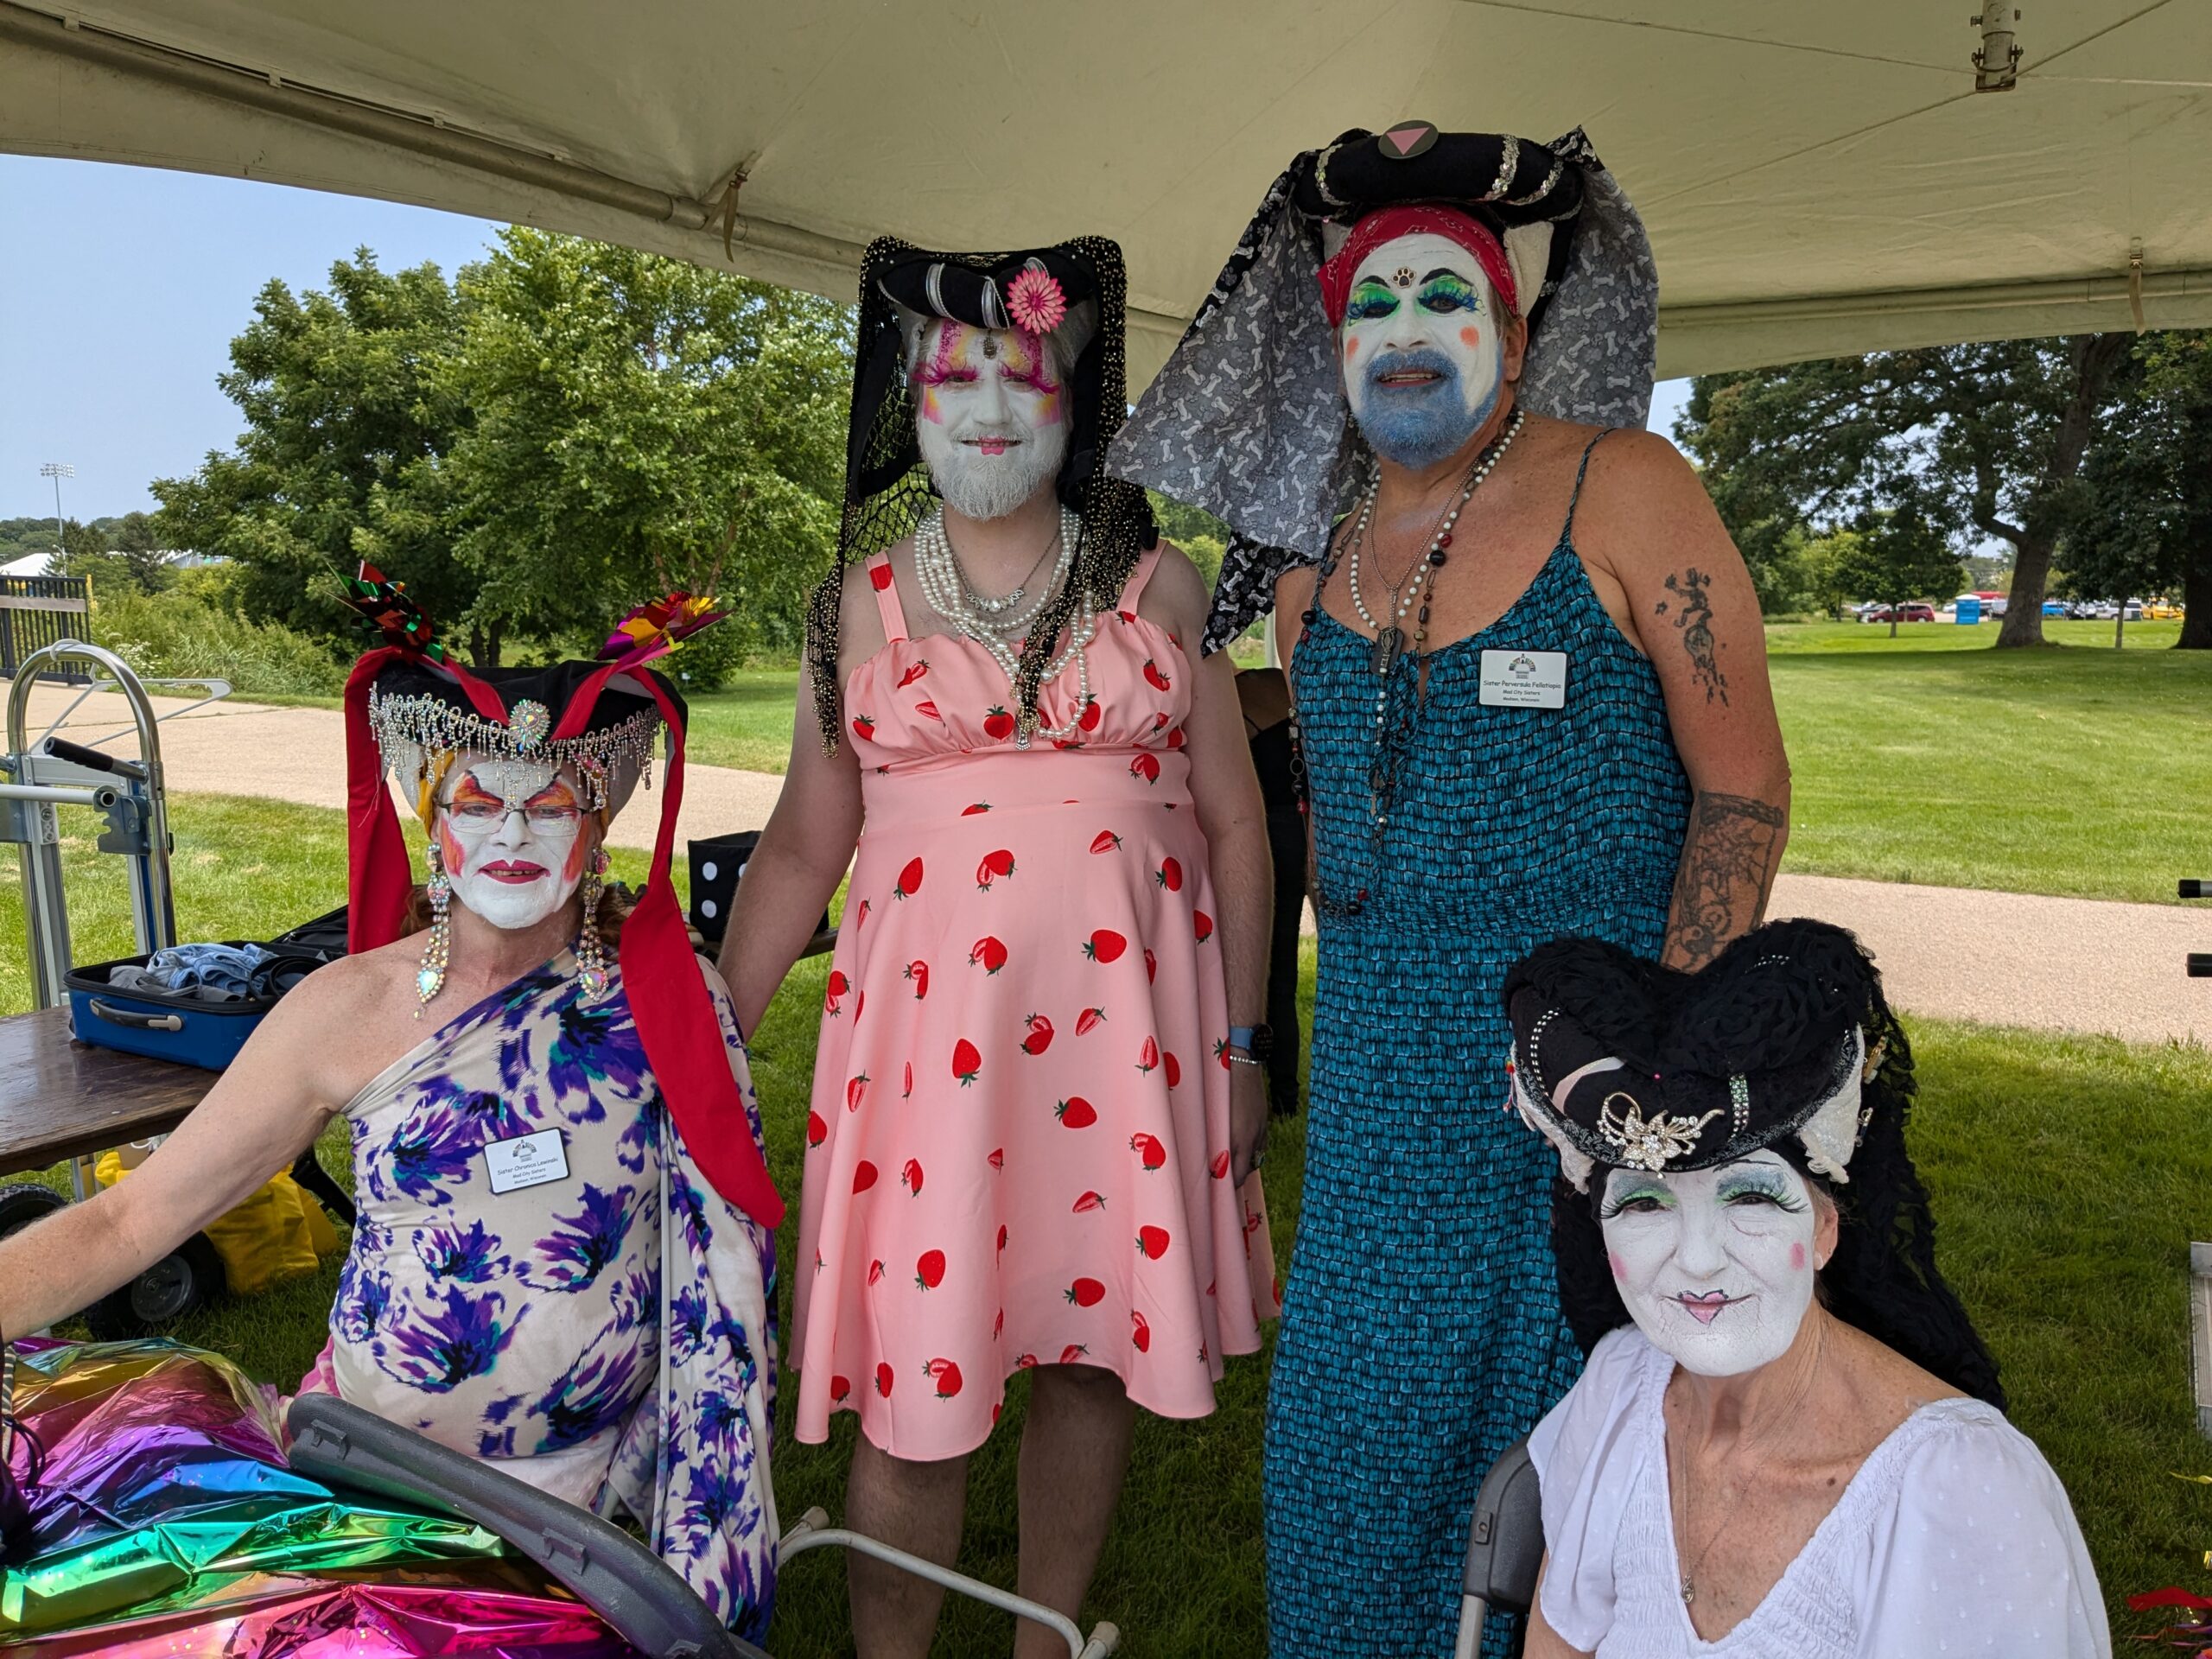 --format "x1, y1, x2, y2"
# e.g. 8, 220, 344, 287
721, 238, 1280, 1656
